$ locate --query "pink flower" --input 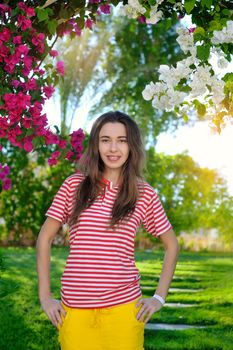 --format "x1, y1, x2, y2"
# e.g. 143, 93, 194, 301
56, 60, 65, 76
24, 137, 33, 152
138, 15, 146, 23
0, 45, 9, 62
2, 178, 12, 191
51, 150, 60, 159
24, 78, 37, 91
32, 33, 45, 46
65, 150, 75, 162
11, 80, 21, 88
15, 44, 29, 56
43, 86, 55, 99
26, 7, 35, 17
0, 4, 10, 13
50, 50, 58, 57
100, 4, 111, 14
58, 139, 67, 149
0, 144, 2, 151
0, 28, 11, 42
23, 55, 33, 76
22, 117, 32, 128
3, 165, 10, 176
18, 2, 27, 11
85, 19, 94, 29
13, 36, 22, 45
188, 27, 196, 33
0, 172, 6, 180
17, 15, 32, 31
48, 157, 58, 166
